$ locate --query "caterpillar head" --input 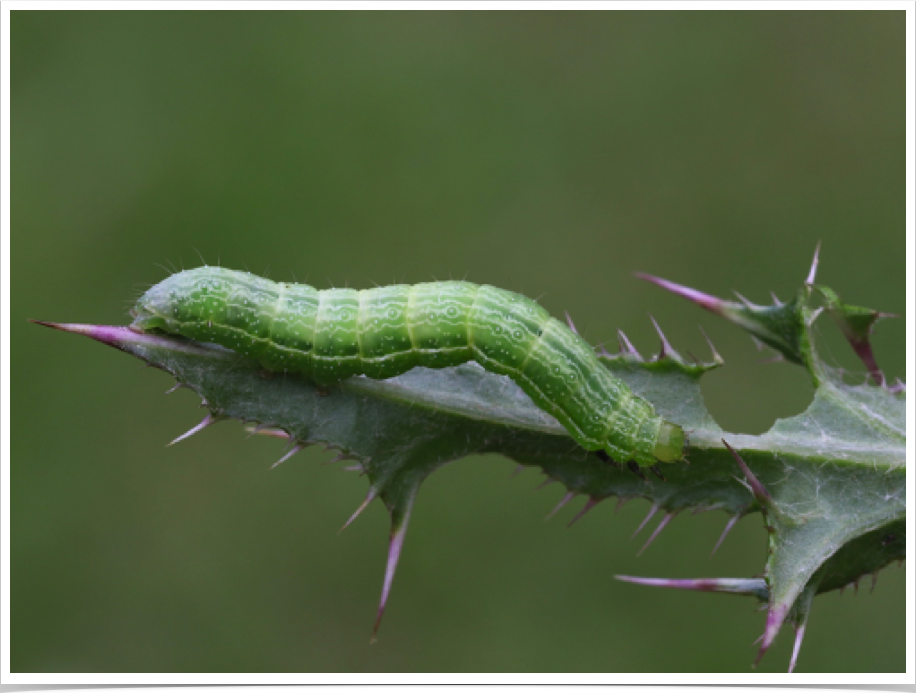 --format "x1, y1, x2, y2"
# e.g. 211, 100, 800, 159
130, 269, 203, 333
653, 422, 687, 463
